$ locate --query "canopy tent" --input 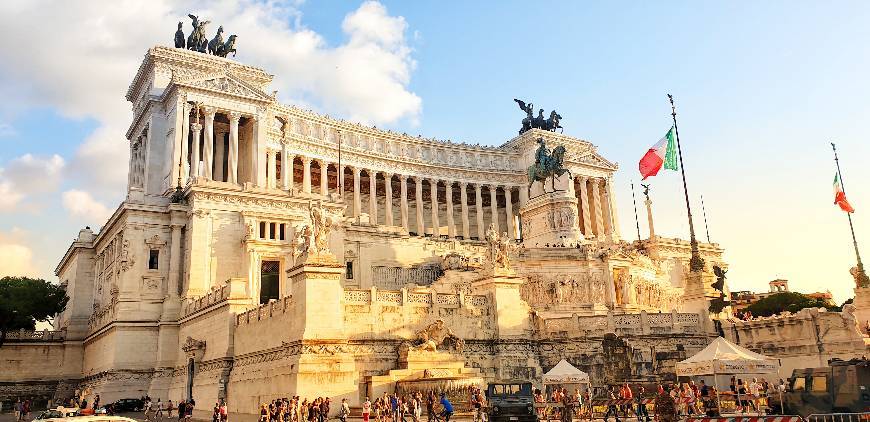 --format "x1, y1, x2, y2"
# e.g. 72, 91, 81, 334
543, 359, 590, 385
676, 337, 779, 376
